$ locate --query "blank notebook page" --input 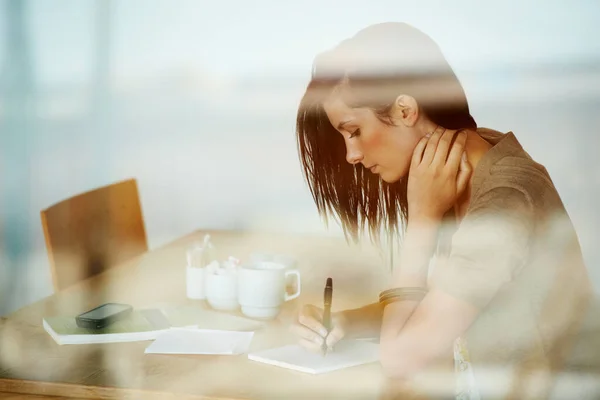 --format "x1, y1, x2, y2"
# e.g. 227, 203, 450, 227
247, 340, 379, 374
